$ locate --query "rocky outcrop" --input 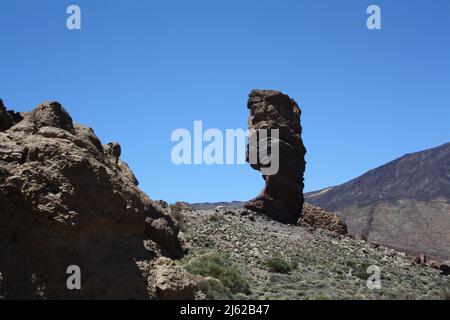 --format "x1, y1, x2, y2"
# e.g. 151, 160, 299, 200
170, 201, 195, 213
181, 207, 450, 300
0, 100, 196, 299
440, 261, 450, 276
0, 99, 14, 132
244, 90, 306, 224
150, 257, 197, 299
298, 204, 348, 235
